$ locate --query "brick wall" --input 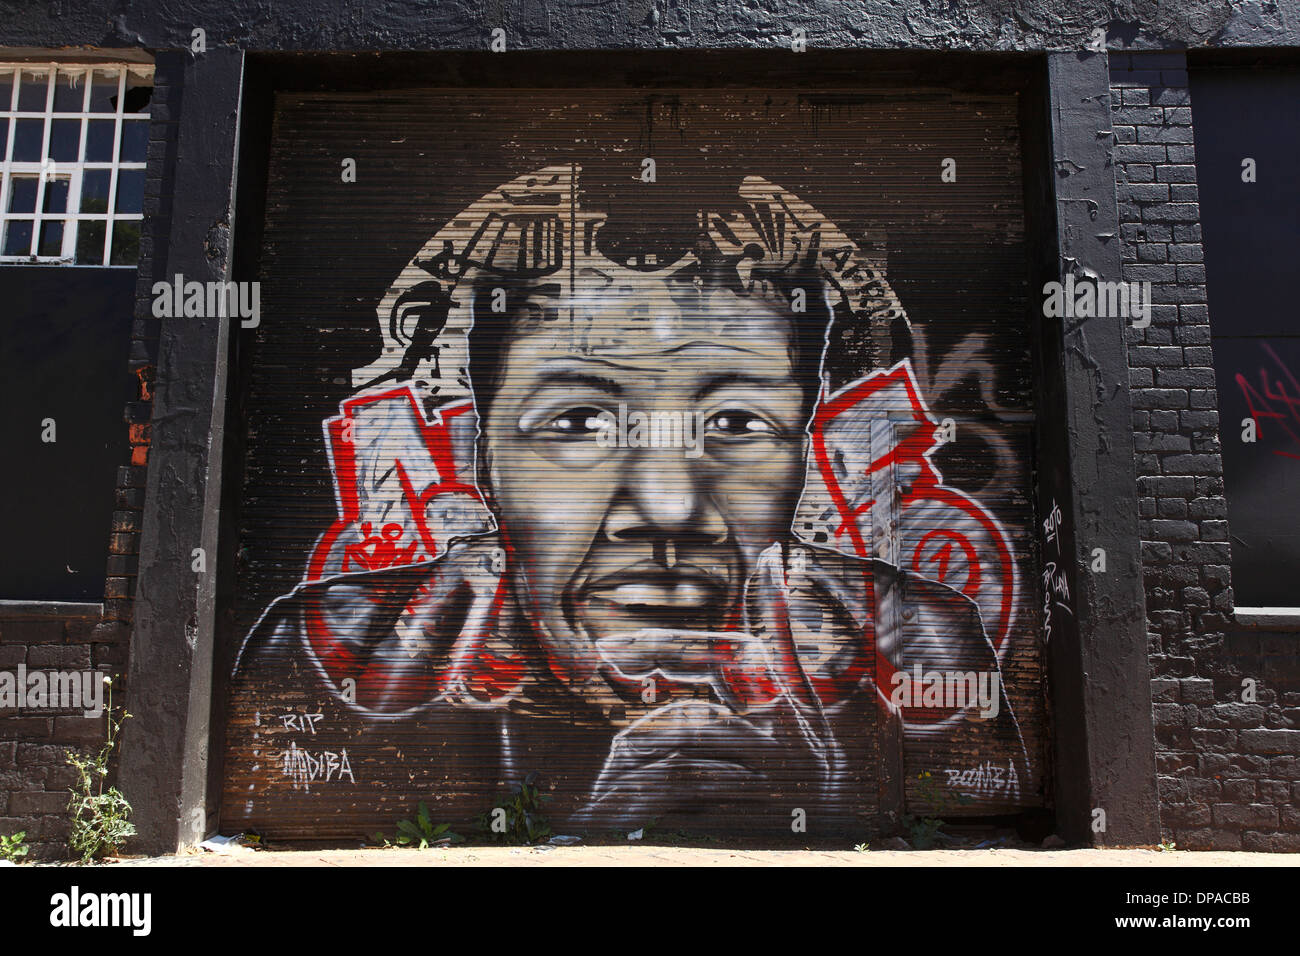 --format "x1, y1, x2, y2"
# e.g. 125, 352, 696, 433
0, 609, 125, 860
105, 55, 177, 629
0, 56, 174, 862
1112, 50, 1300, 852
